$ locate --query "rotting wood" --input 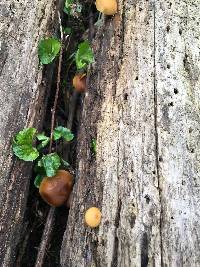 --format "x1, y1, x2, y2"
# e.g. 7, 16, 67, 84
156, 1, 200, 266
61, 0, 200, 266
0, 0, 58, 265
